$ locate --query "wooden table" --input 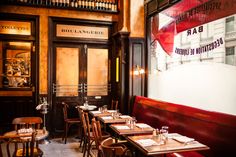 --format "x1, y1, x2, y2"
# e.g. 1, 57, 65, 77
89, 110, 117, 117
127, 134, 209, 156
4, 129, 49, 156
97, 115, 132, 132
78, 105, 97, 111
97, 115, 132, 124
4, 129, 49, 141
110, 123, 153, 136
